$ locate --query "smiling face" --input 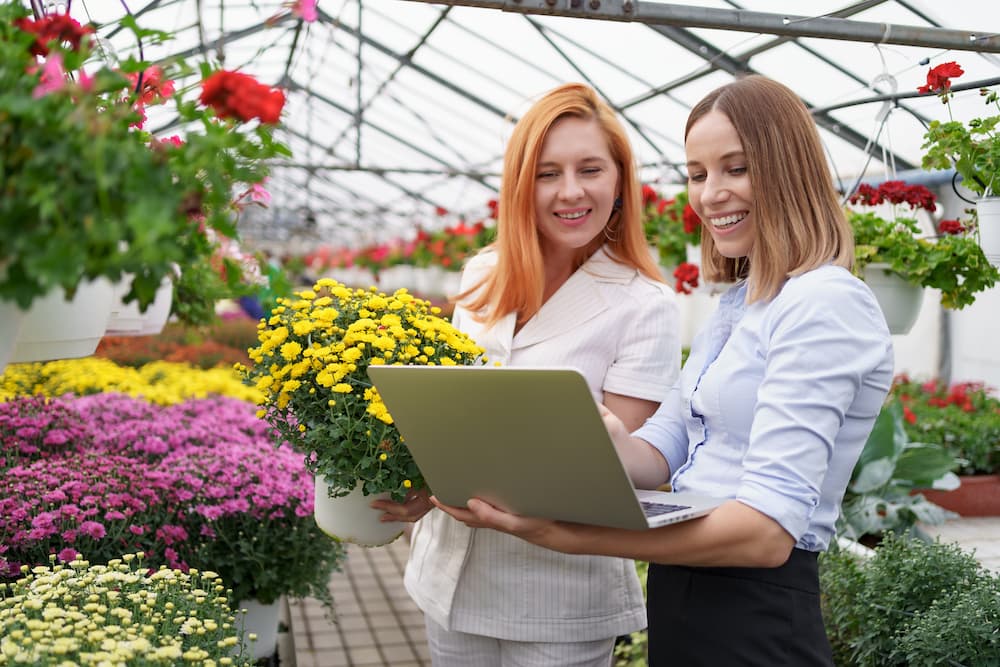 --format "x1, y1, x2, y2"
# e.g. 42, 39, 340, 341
533, 115, 620, 261
685, 110, 755, 259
